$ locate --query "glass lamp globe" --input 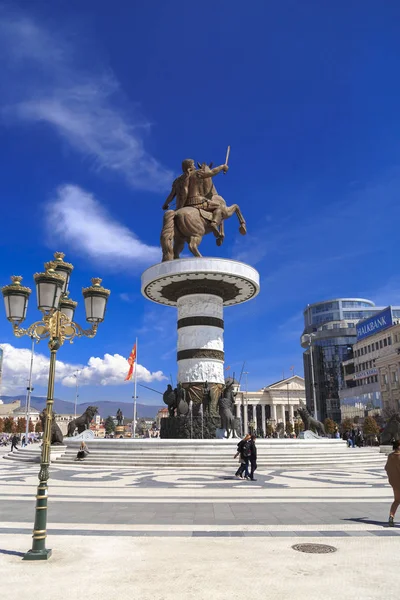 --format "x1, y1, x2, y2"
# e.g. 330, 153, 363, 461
1, 276, 31, 323
82, 278, 110, 323
34, 262, 65, 312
